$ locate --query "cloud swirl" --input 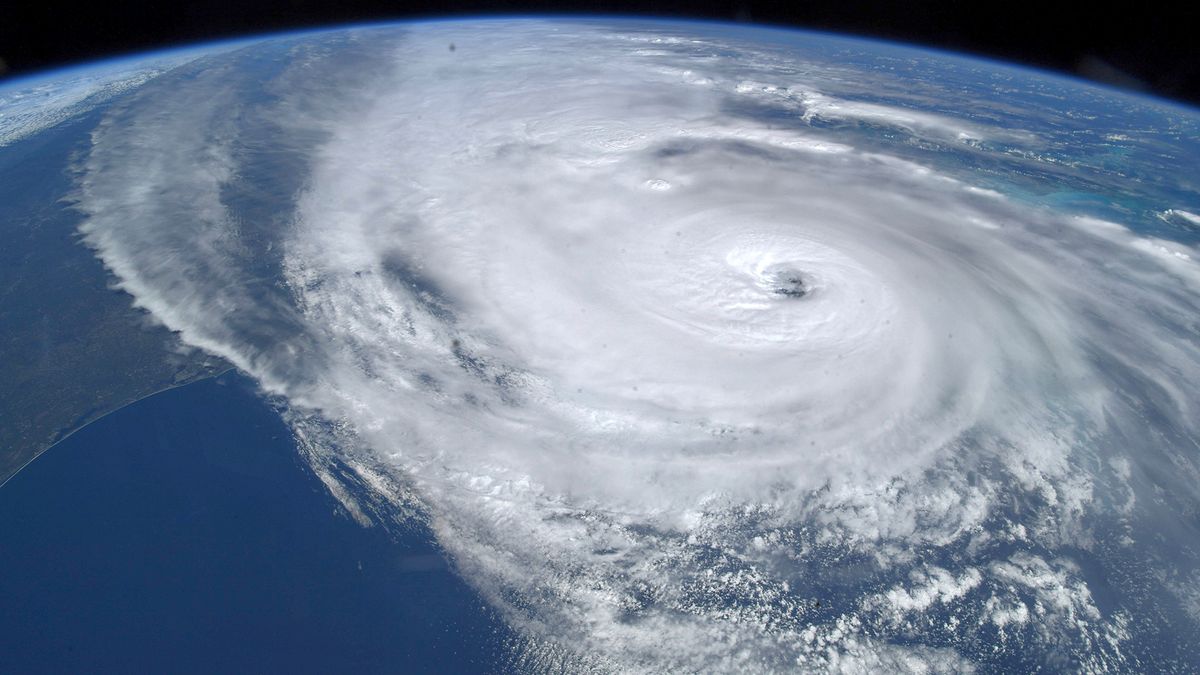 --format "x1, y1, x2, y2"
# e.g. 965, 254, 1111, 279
76, 20, 1200, 671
